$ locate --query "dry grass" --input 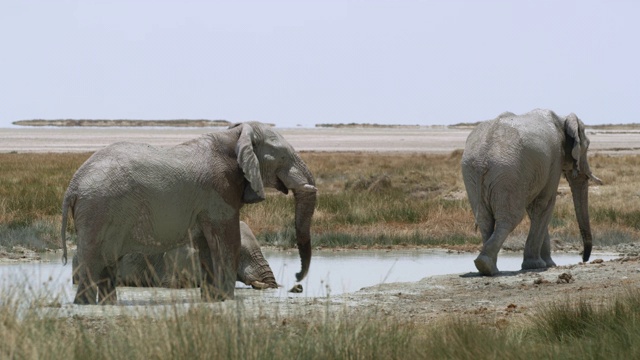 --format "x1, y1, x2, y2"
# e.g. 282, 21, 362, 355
0, 152, 90, 224
0, 153, 90, 249
4, 288, 640, 359
2, 152, 640, 359
2, 151, 639, 251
